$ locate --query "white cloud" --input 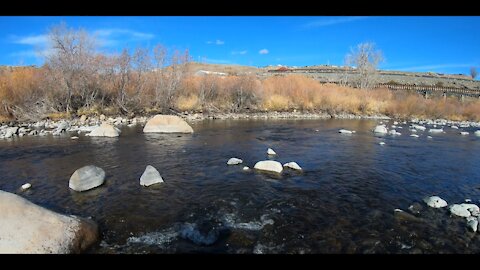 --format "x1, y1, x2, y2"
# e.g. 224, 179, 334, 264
232, 50, 247, 55
11, 34, 48, 46
303, 16, 368, 28
93, 28, 154, 48
206, 39, 225, 45
259, 49, 269, 55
